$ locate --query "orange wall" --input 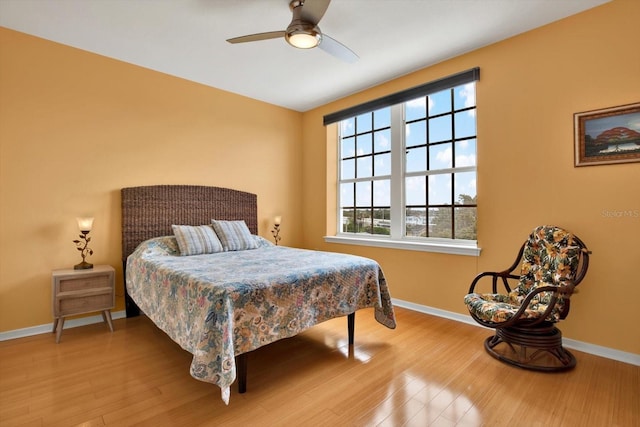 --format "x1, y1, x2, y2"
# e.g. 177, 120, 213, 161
0, 28, 303, 332
302, 0, 640, 354
1, 0, 639, 355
